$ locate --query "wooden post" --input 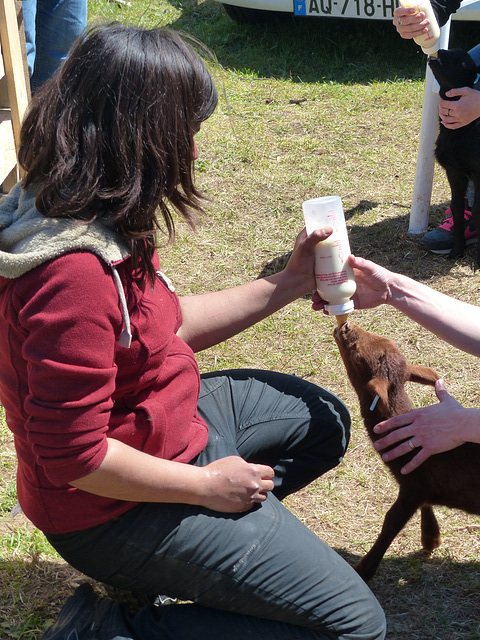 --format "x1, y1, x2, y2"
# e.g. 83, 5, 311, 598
0, 0, 30, 192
